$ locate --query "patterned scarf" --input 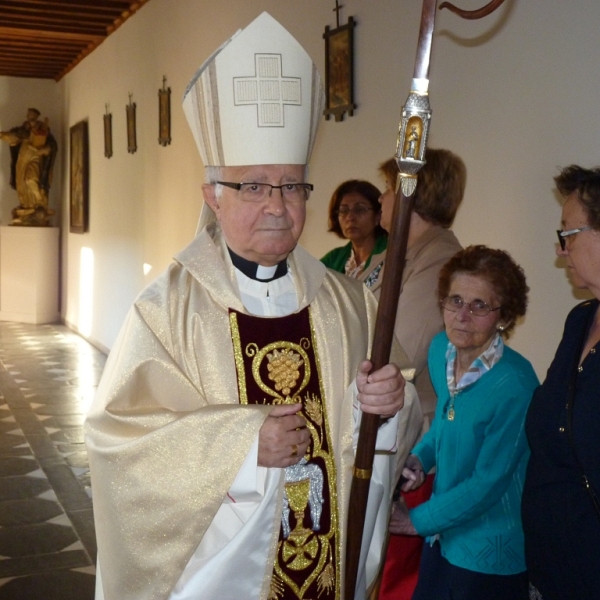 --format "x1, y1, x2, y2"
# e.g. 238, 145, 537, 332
446, 332, 504, 397
363, 261, 383, 289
